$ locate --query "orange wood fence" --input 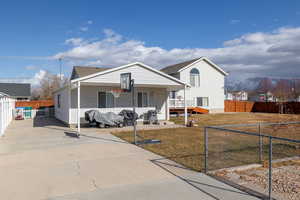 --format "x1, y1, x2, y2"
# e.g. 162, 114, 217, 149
15, 100, 54, 109
225, 100, 300, 114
